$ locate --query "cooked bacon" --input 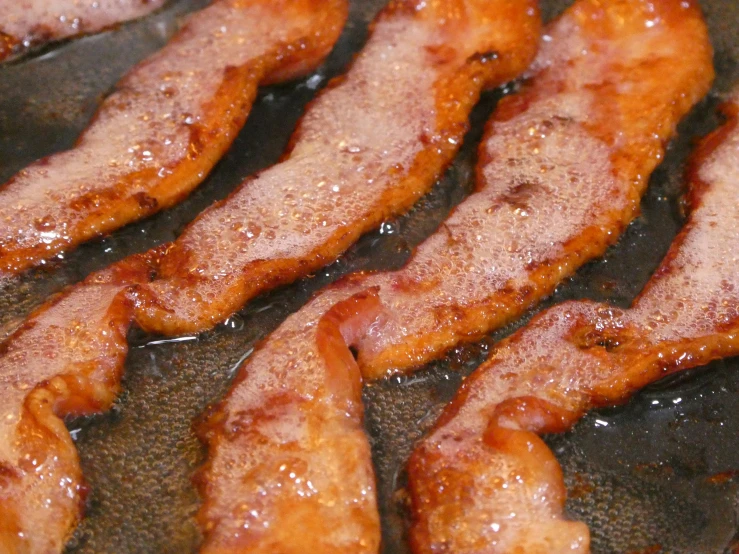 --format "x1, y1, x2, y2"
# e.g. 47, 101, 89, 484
0, 254, 155, 553
0, 0, 348, 277
196, 287, 385, 553
194, 0, 545, 550
138, 0, 715, 347
196, 0, 714, 550
191, 0, 715, 378
342, 0, 715, 379
134, 0, 542, 335
208, 0, 715, 387
0, 0, 167, 62
0, 0, 542, 550
406, 89, 739, 554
